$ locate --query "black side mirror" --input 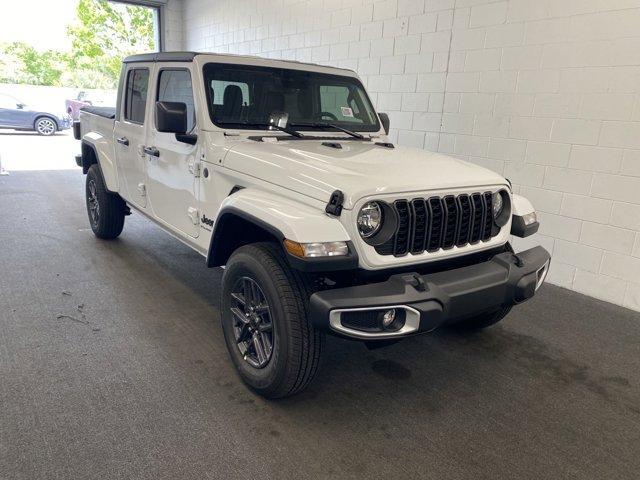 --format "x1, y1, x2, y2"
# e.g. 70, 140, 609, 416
16, 103, 25, 110
379, 112, 390, 135
156, 101, 187, 134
